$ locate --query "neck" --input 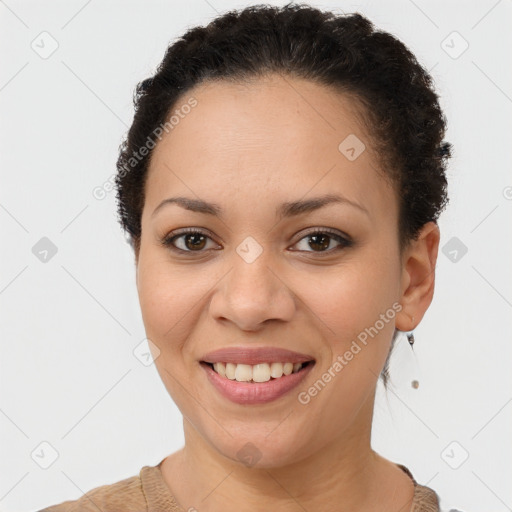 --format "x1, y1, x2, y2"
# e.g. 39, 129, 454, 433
161, 392, 414, 512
